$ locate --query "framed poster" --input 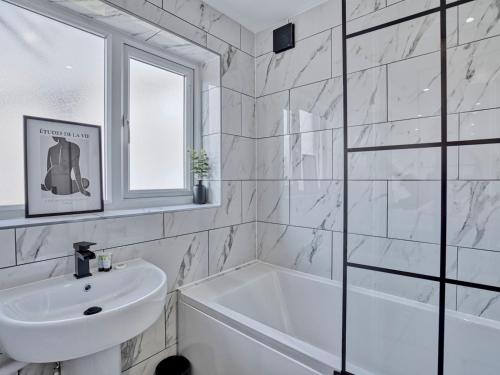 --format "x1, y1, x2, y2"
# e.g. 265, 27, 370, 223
24, 116, 104, 218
